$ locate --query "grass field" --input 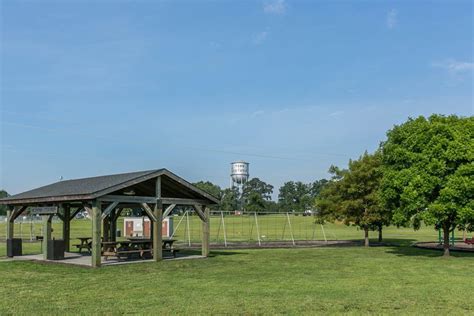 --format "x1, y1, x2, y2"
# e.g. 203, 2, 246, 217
1, 215, 472, 314
1, 213, 468, 256
0, 247, 472, 314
